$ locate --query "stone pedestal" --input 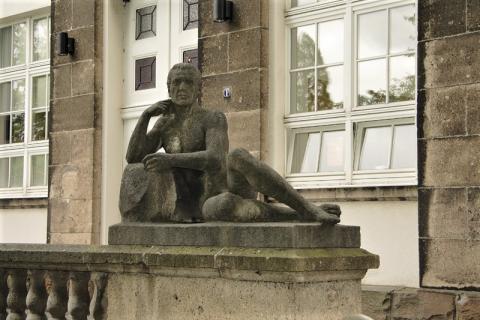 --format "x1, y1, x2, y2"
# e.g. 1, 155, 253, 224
105, 222, 378, 319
